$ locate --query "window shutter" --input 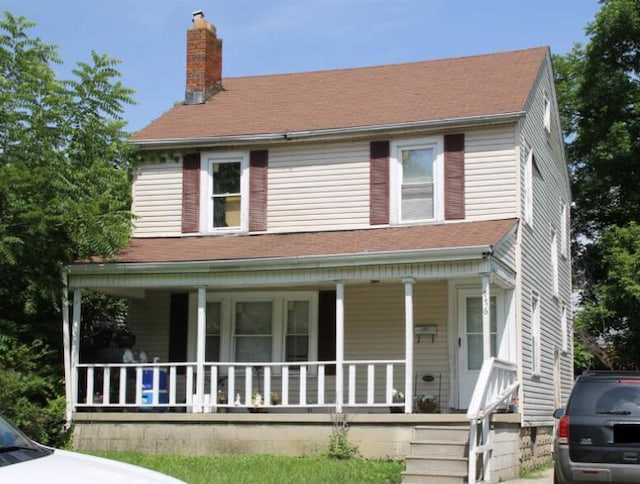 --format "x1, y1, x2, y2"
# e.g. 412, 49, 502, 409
182, 153, 201, 233
249, 150, 268, 232
444, 134, 465, 220
318, 290, 336, 376
169, 293, 189, 372
370, 141, 390, 225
